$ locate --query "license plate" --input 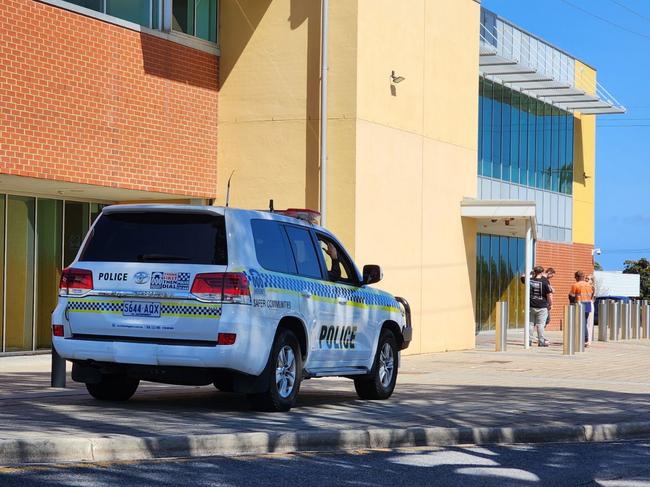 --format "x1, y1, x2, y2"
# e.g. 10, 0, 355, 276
122, 301, 161, 318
